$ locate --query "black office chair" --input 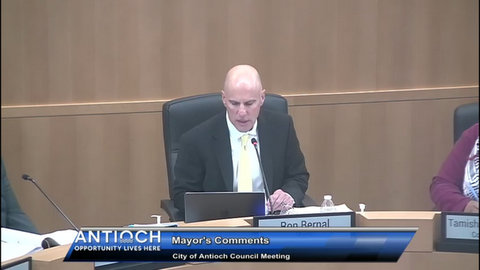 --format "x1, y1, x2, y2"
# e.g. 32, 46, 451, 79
453, 102, 479, 143
161, 93, 316, 221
